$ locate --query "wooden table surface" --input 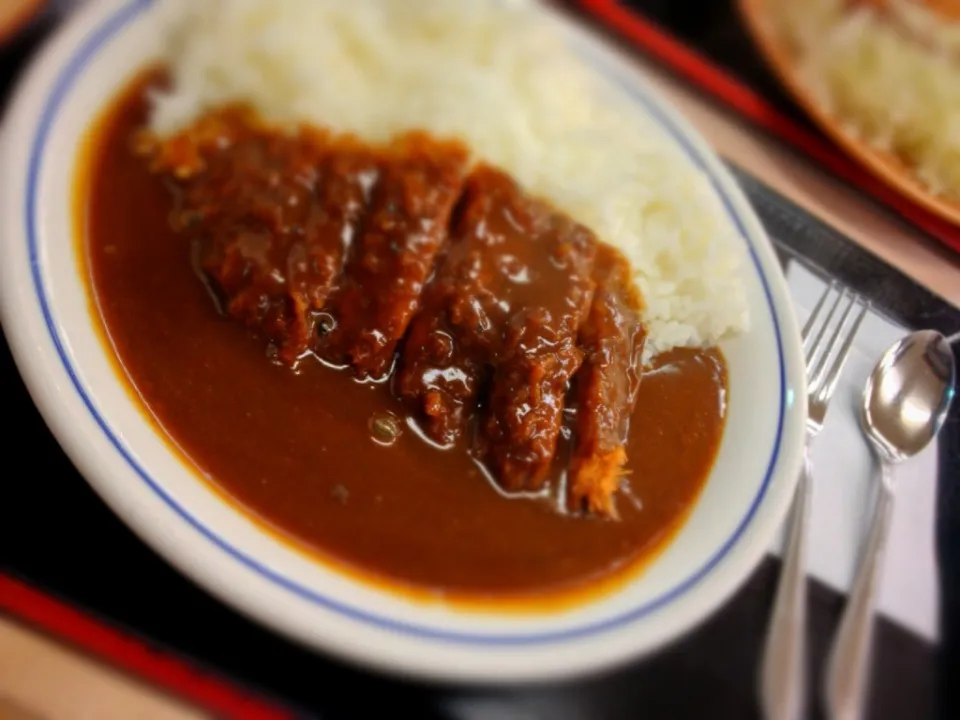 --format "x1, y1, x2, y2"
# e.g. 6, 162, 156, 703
3, 8, 960, 720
